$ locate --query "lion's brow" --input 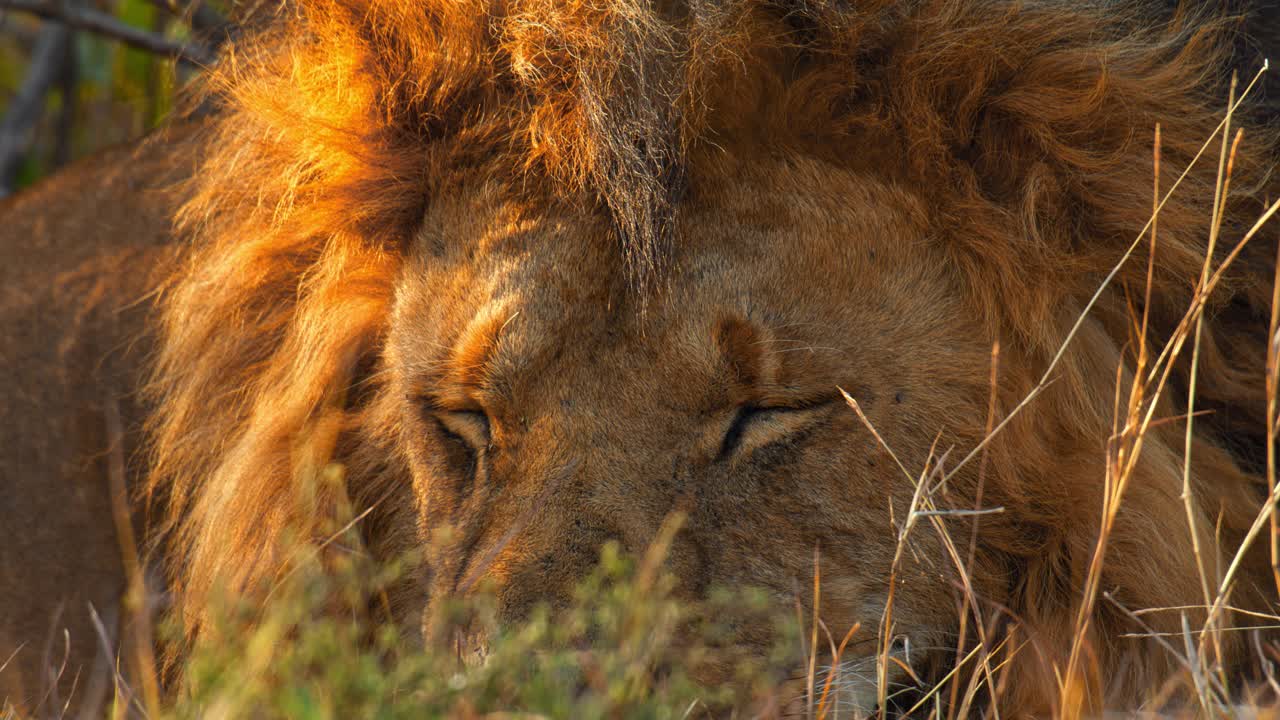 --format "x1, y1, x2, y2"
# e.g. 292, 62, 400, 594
443, 308, 522, 394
